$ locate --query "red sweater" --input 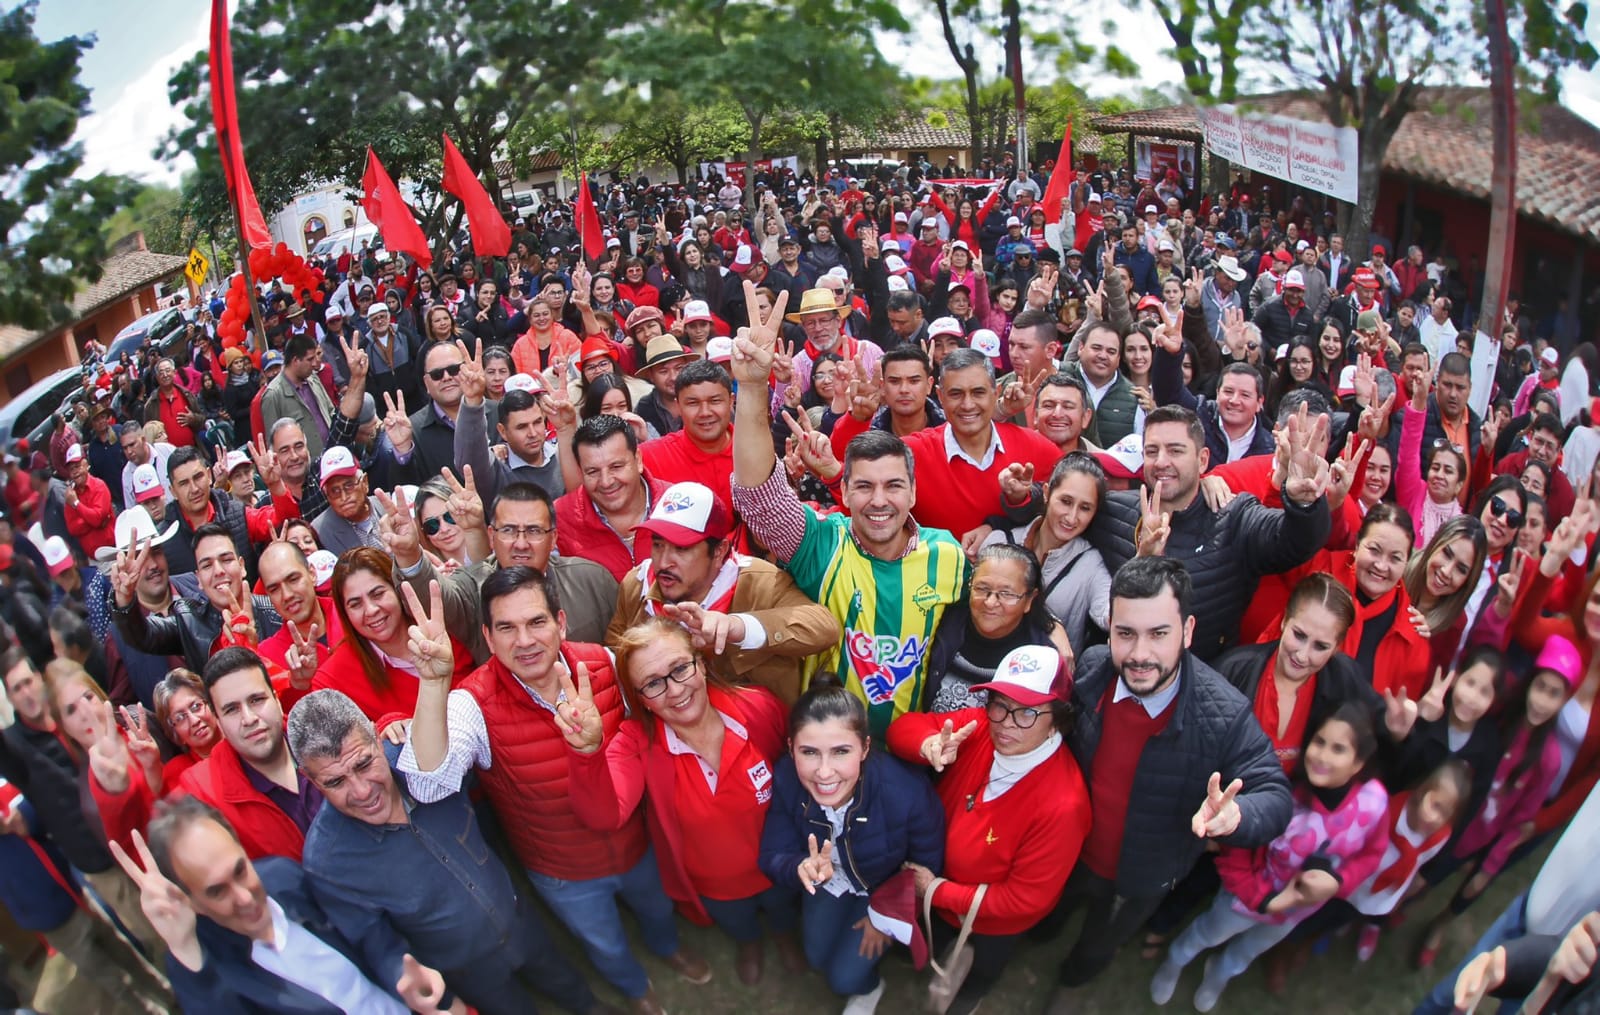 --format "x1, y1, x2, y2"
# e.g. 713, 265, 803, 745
1079, 683, 1174, 880
888, 707, 1091, 935
566, 684, 787, 923
829, 414, 1063, 536
178, 739, 308, 861
554, 474, 669, 581
64, 476, 115, 558
638, 432, 737, 526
